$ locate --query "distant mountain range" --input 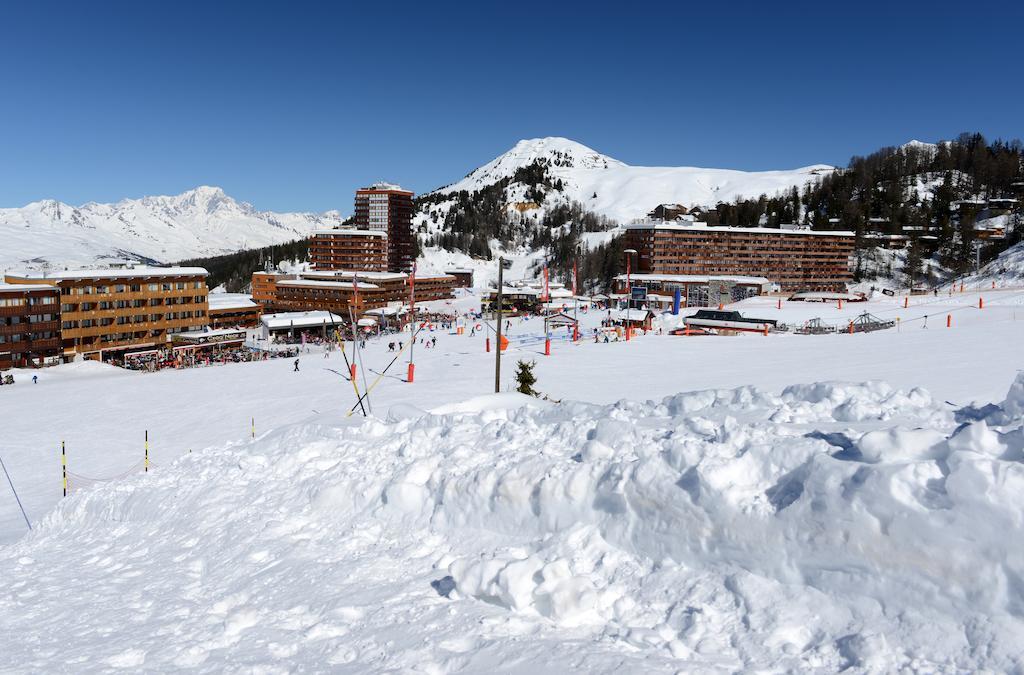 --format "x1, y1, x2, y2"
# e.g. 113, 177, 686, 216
0, 186, 342, 272
0, 138, 839, 272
